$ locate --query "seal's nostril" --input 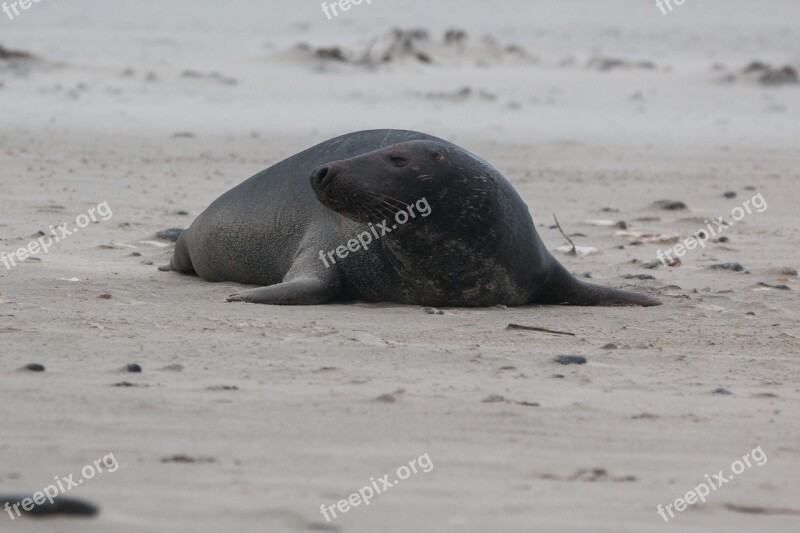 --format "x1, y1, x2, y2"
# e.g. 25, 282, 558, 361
312, 166, 336, 191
